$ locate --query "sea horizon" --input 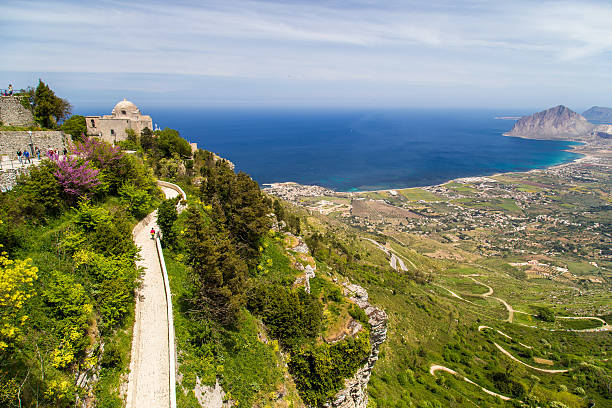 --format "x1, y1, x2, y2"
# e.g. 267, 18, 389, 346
78, 107, 583, 191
